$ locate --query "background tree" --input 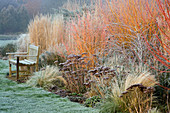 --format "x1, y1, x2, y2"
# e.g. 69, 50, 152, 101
0, 5, 18, 33
0, 0, 94, 34
0, 5, 29, 34
0, 0, 19, 10
17, 6, 29, 32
